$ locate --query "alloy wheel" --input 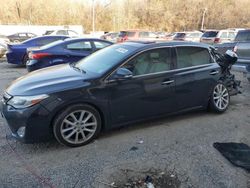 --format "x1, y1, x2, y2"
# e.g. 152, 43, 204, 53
60, 110, 97, 144
213, 84, 229, 110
